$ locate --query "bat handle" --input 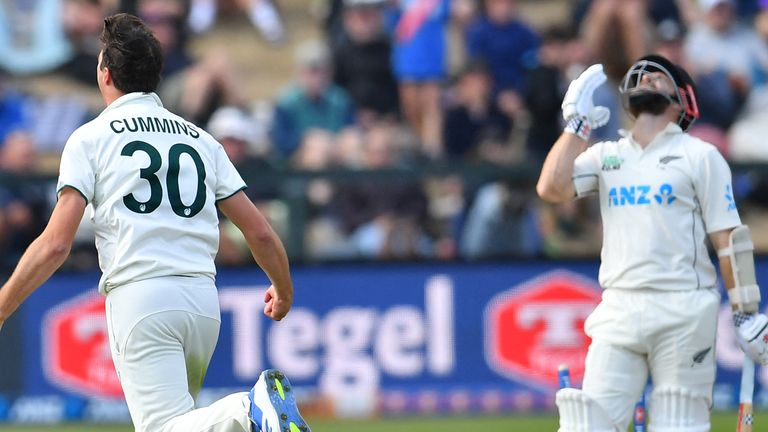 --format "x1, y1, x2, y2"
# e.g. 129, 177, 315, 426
738, 357, 756, 432
633, 392, 646, 432
558, 364, 571, 389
